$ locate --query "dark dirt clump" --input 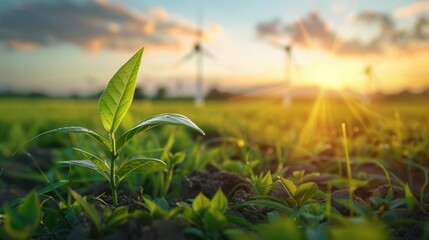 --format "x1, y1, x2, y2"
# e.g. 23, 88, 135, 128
227, 189, 266, 224
182, 163, 251, 199
372, 184, 405, 199
331, 189, 368, 216
96, 186, 145, 212
389, 207, 429, 240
